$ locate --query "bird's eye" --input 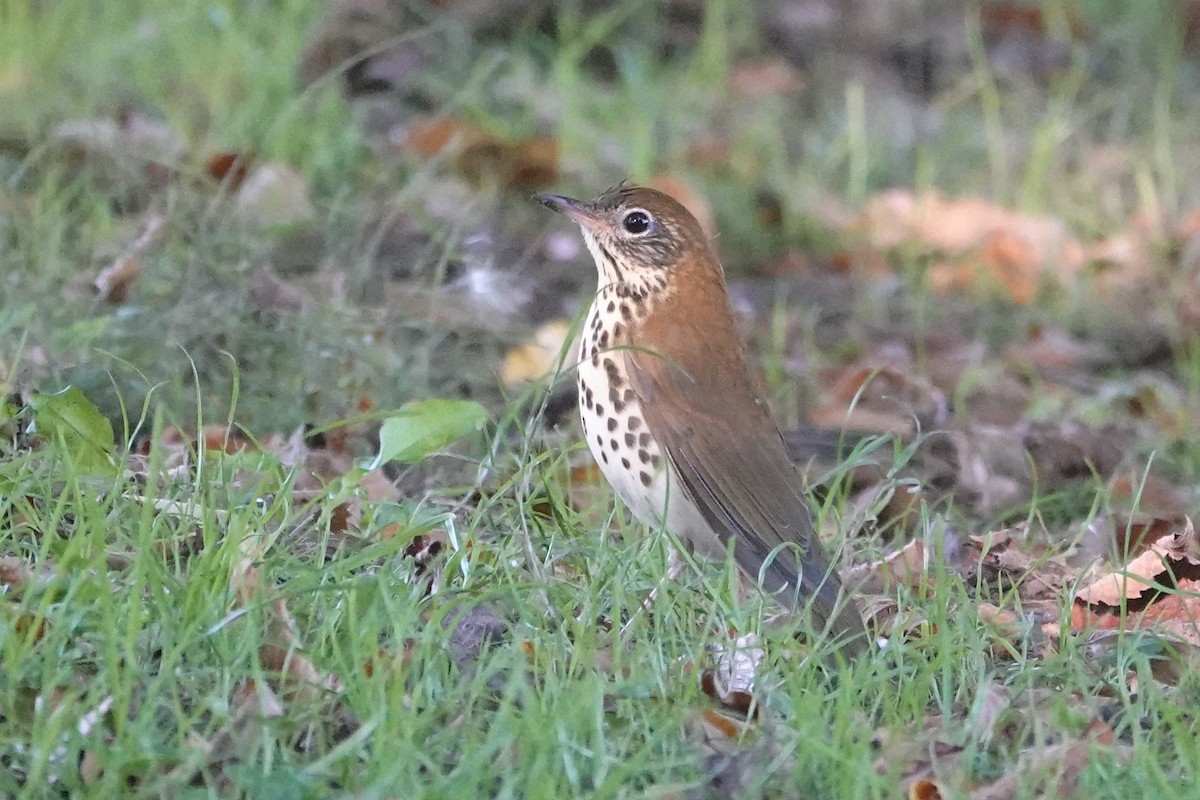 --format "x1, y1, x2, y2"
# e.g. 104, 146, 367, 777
621, 209, 652, 236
